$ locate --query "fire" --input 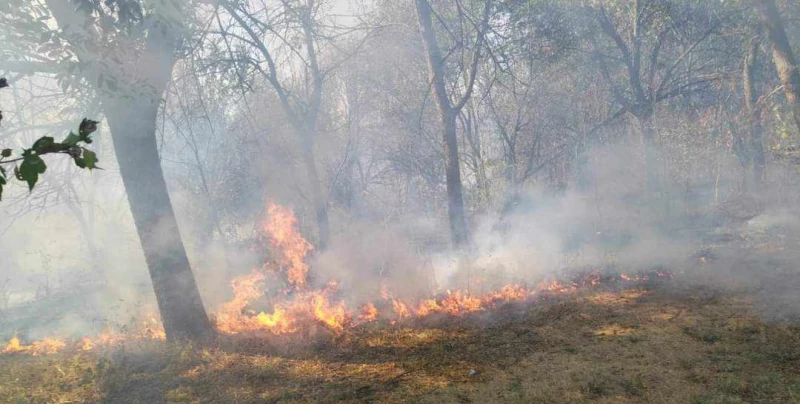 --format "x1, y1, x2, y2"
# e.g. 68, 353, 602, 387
220, 287, 352, 335
3, 336, 21, 353
3, 336, 66, 355
540, 280, 577, 293
81, 337, 94, 351
265, 203, 313, 290
213, 204, 354, 335
0, 202, 675, 356
392, 299, 412, 319
359, 302, 379, 322
257, 307, 294, 332
311, 294, 348, 331
215, 269, 268, 334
